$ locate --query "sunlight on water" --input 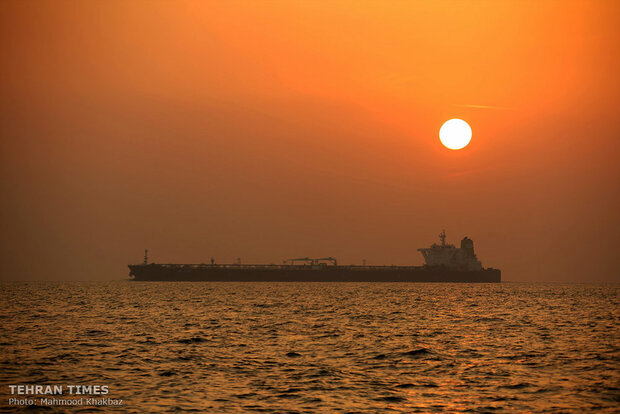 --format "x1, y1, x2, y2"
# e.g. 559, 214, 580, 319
1, 282, 618, 412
